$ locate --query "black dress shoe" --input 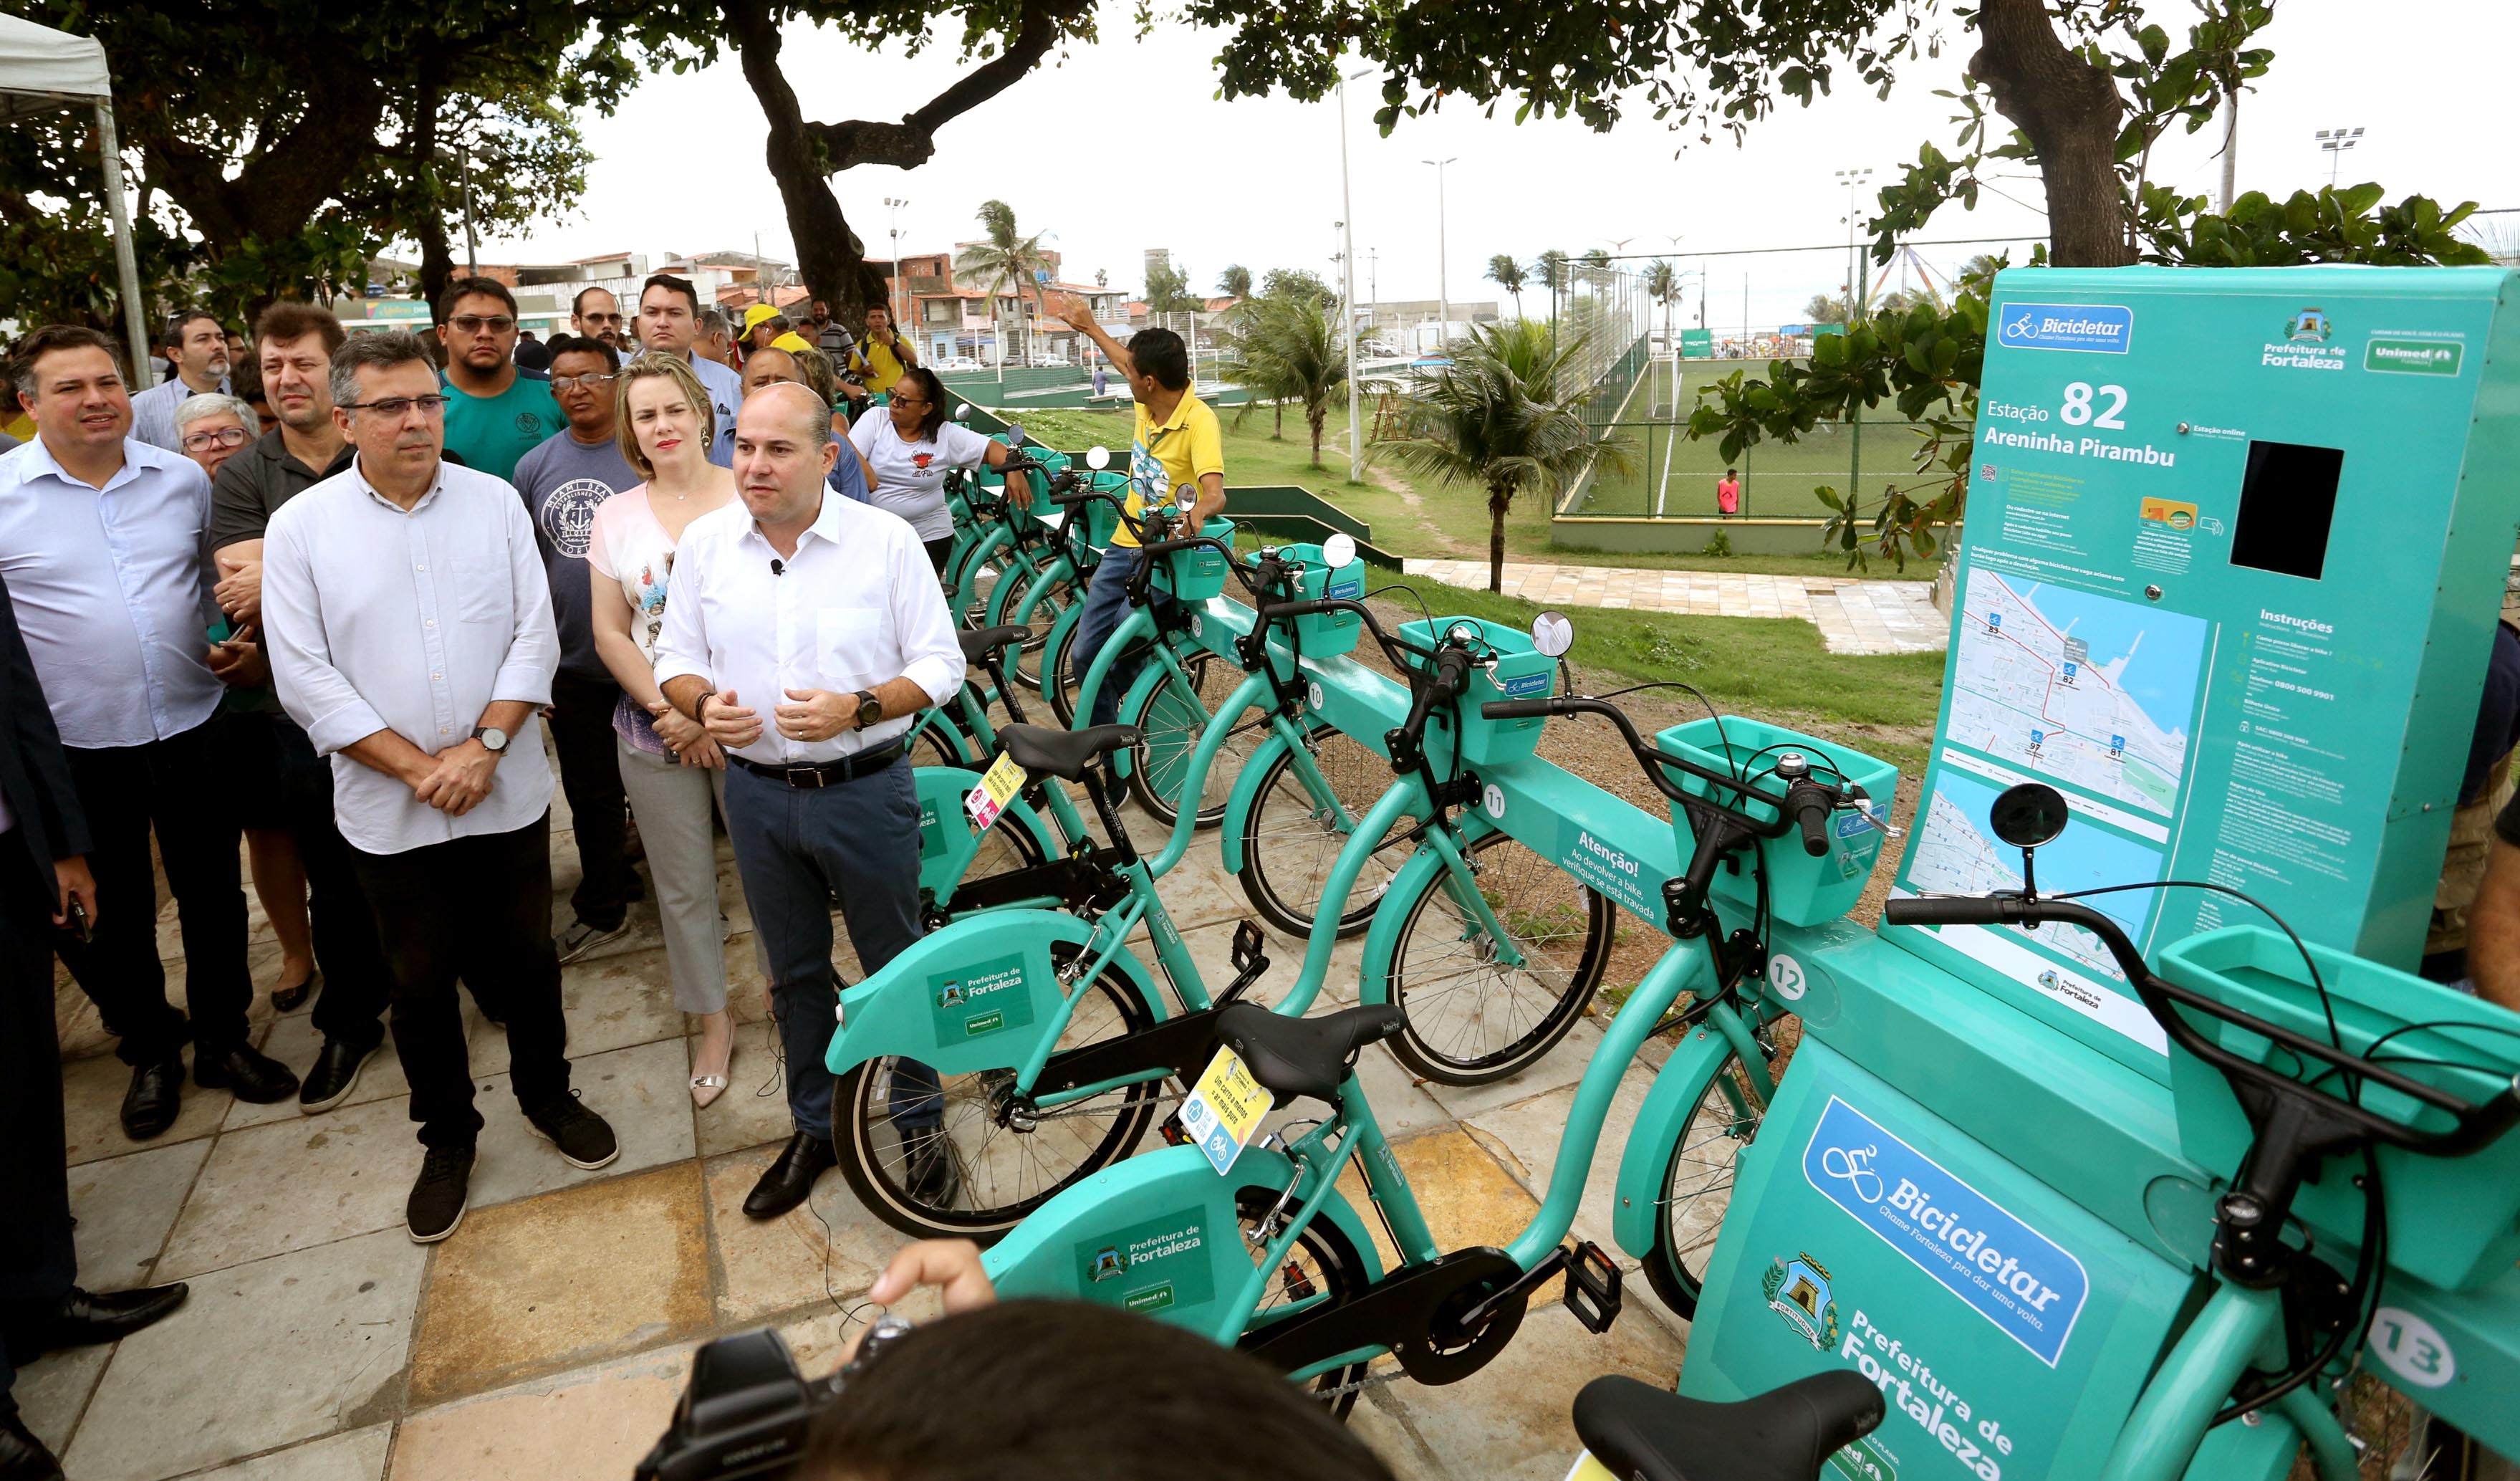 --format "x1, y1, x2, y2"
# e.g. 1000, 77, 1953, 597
0, 1414, 64, 1481
13, 1282, 190, 1358
191, 1043, 300, 1104
743, 1132, 837, 1219
120, 1059, 184, 1140
270, 967, 320, 1014
298, 1035, 379, 1113
900, 1126, 961, 1207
